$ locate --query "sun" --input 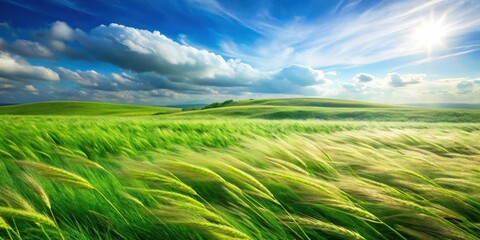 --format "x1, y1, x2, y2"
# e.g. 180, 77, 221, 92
413, 16, 449, 53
